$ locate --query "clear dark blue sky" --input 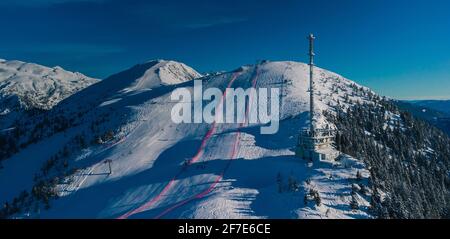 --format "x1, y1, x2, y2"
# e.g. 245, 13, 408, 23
1, 0, 449, 99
